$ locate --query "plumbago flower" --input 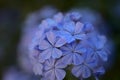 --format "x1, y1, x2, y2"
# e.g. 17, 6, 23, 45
28, 11, 111, 80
